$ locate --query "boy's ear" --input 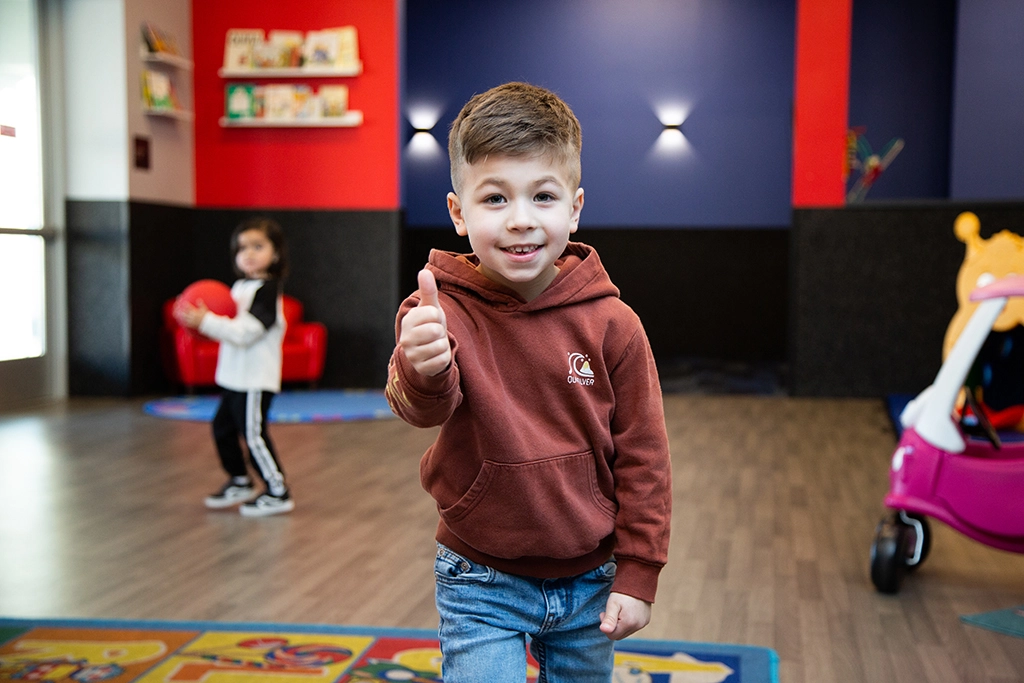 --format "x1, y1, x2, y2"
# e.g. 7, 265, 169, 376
448, 192, 468, 236
569, 187, 584, 234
